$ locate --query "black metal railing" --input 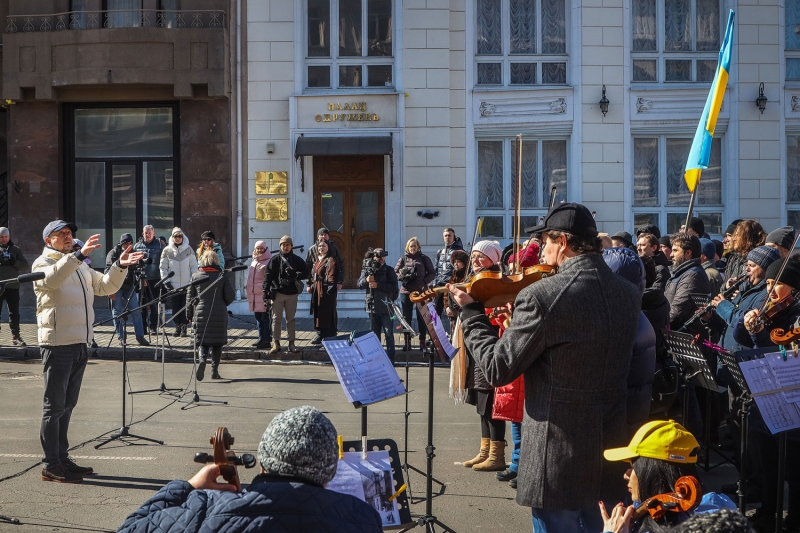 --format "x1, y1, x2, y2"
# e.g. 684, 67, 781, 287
5, 10, 226, 33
